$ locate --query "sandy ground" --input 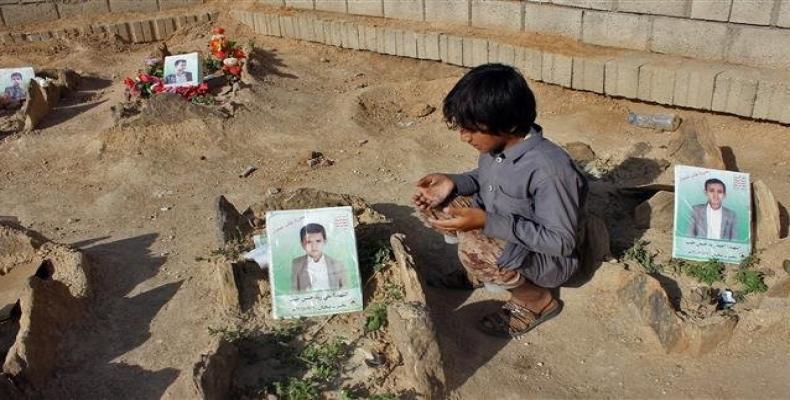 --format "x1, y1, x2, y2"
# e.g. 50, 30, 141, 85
1, 11, 789, 399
